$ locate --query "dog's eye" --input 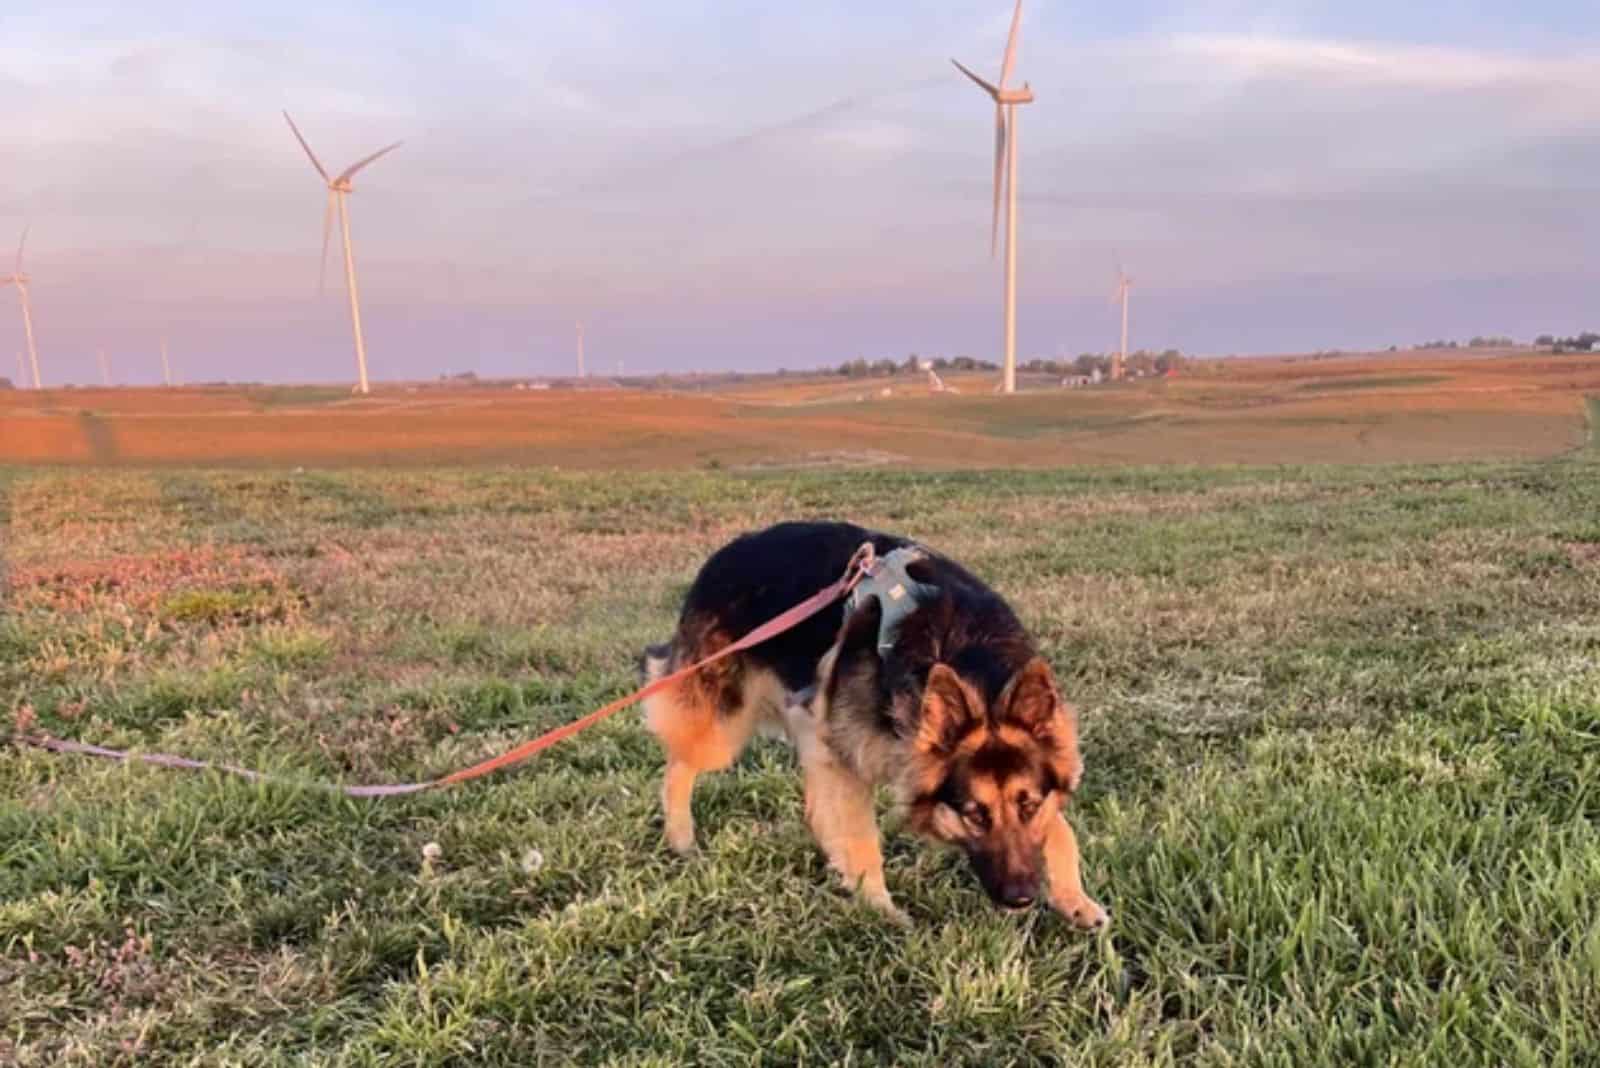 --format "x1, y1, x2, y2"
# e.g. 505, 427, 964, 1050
1017, 796, 1039, 821
961, 803, 990, 831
